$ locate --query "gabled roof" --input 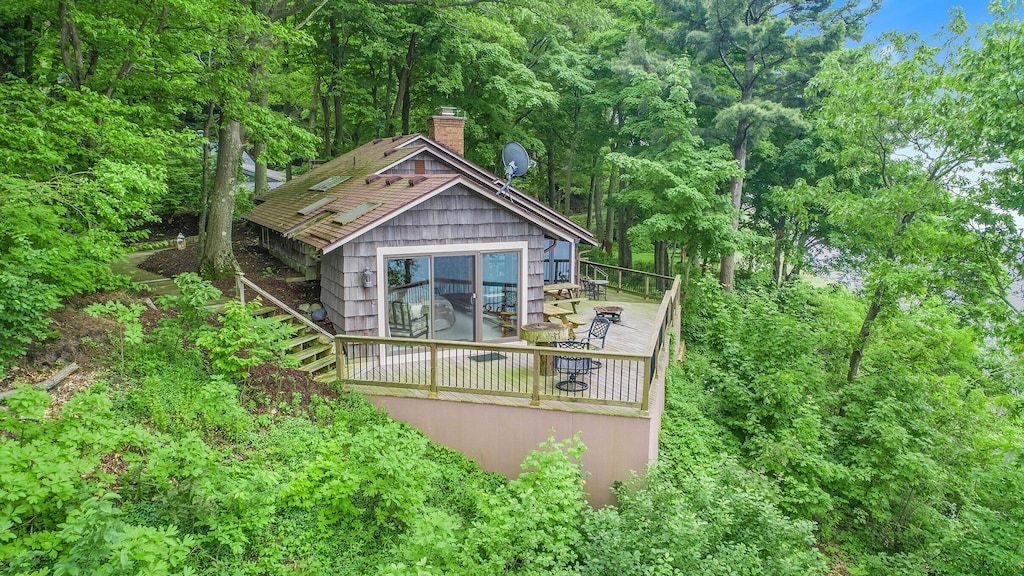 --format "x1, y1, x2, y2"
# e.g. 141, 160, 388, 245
242, 134, 597, 253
